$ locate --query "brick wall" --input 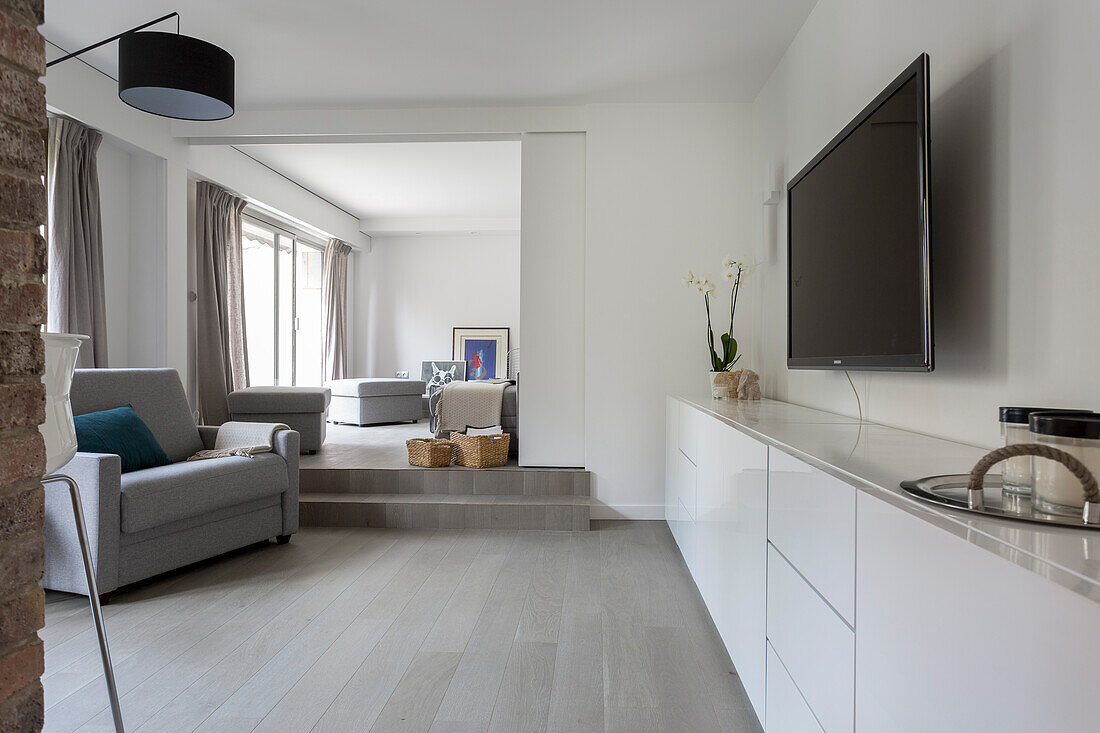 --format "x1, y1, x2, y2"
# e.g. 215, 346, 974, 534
0, 0, 46, 730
